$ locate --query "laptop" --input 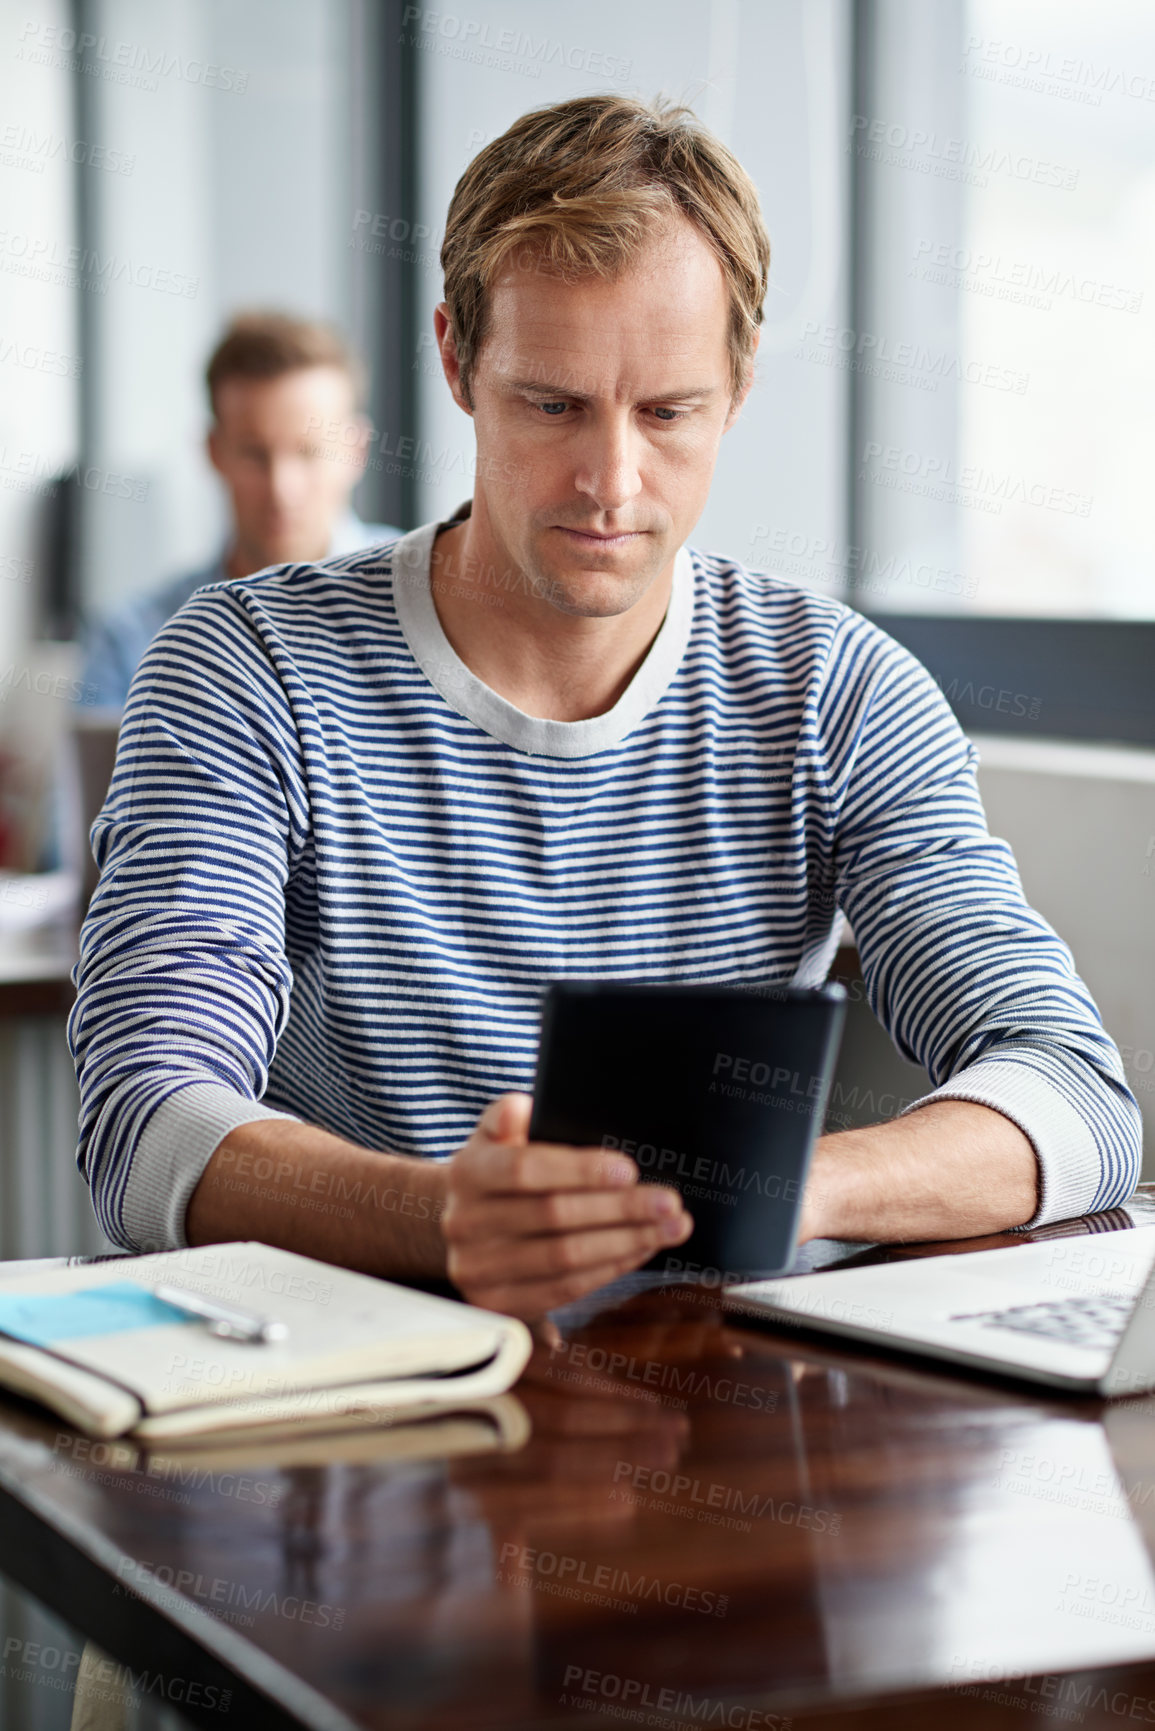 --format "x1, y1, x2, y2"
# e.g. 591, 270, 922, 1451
725, 1222, 1155, 1396
529, 980, 846, 1279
